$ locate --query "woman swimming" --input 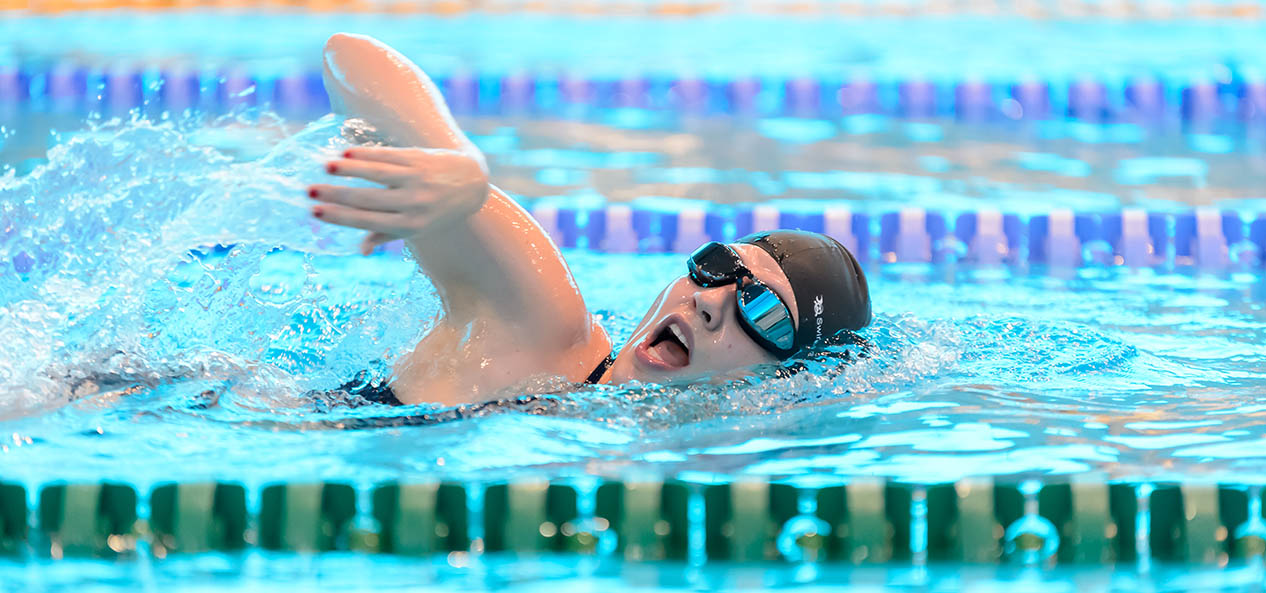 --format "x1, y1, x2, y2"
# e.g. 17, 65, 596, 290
312, 33, 871, 407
